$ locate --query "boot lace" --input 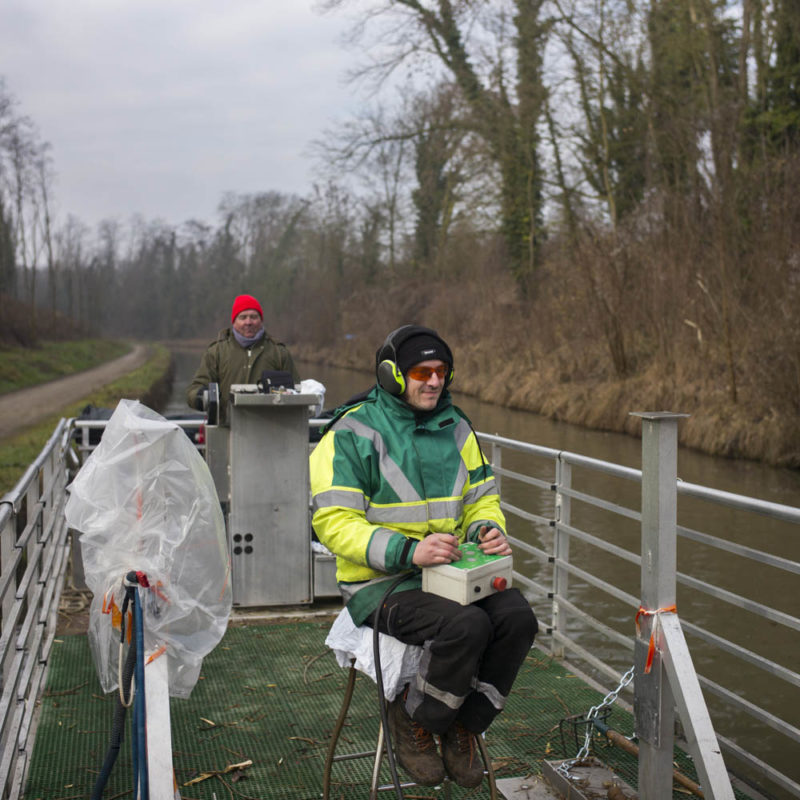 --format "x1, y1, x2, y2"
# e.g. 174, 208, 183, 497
410, 720, 437, 753
453, 723, 476, 763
